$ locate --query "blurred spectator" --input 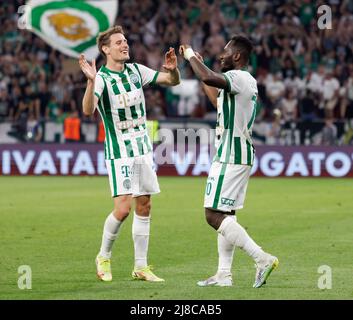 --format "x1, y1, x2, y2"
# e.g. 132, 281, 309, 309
36, 81, 51, 119
340, 69, 353, 118
268, 48, 282, 74
97, 121, 105, 143
252, 108, 282, 145
280, 89, 298, 122
145, 88, 166, 120
306, 65, 326, 93
61, 91, 77, 115
265, 72, 285, 109
50, 73, 66, 106
8, 85, 22, 121
322, 70, 340, 118
0, 89, 10, 119
63, 110, 81, 143
267, 109, 283, 145
45, 95, 61, 121
26, 111, 43, 142
170, 66, 200, 117
204, 24, 226, 57
299, 89, 318, 121
299, 0, 316, 30
14, 86, 36, 123
320, 117, 338, 145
